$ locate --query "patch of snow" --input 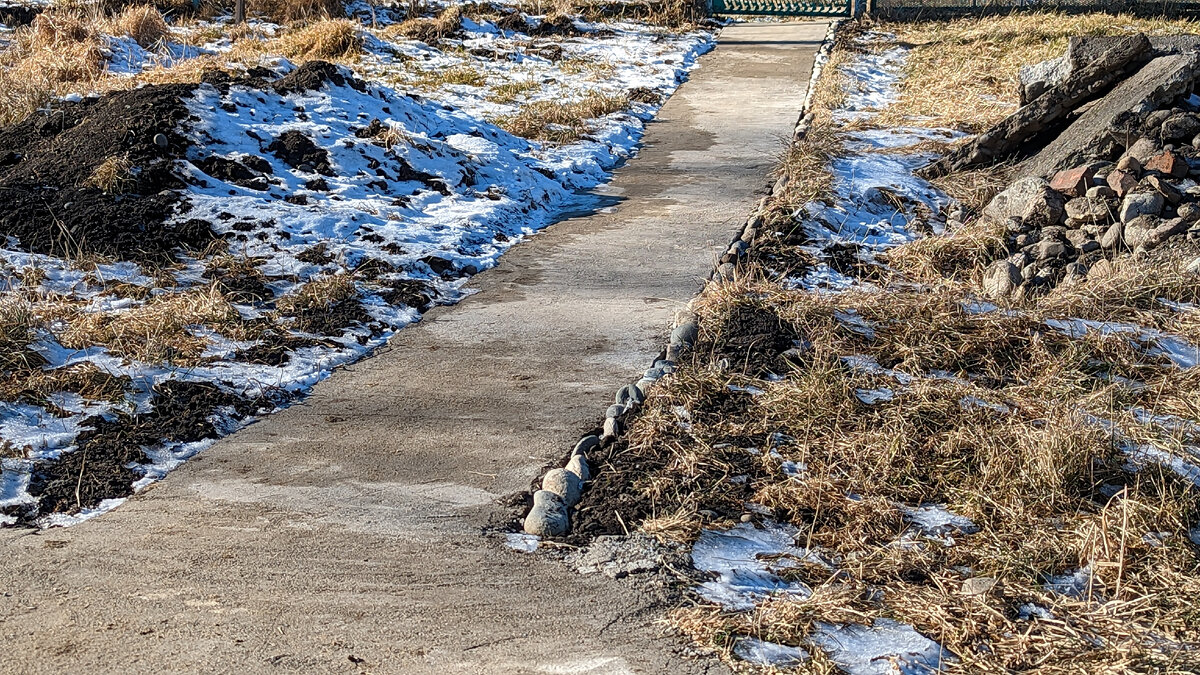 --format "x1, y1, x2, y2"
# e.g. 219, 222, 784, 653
856, 387, 895, 404
1044, 318, 1200, 369
1018, 603, 1055, 621
691, 521, 821, 611
39, 498, 128, 528
809, 619, 954, 675
835, 308, 877, 338
901, 504, 978, 537
1044, 566, 1094, 599
505, 532, 540, 553
959, 396, 1009, 414
734, 637, 809, 666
